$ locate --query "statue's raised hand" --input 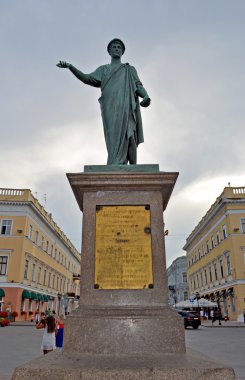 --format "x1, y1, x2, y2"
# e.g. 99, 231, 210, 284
56, 61, 71, 69
140, 96, 151, 108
